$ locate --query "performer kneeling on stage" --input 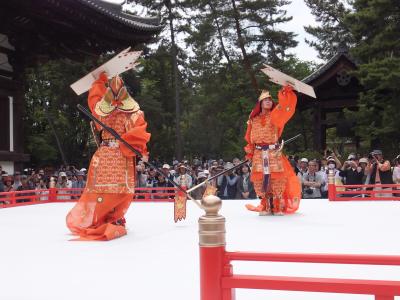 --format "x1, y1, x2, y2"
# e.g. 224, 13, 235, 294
244, 85, 301, 216
66, 72, 150, 240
